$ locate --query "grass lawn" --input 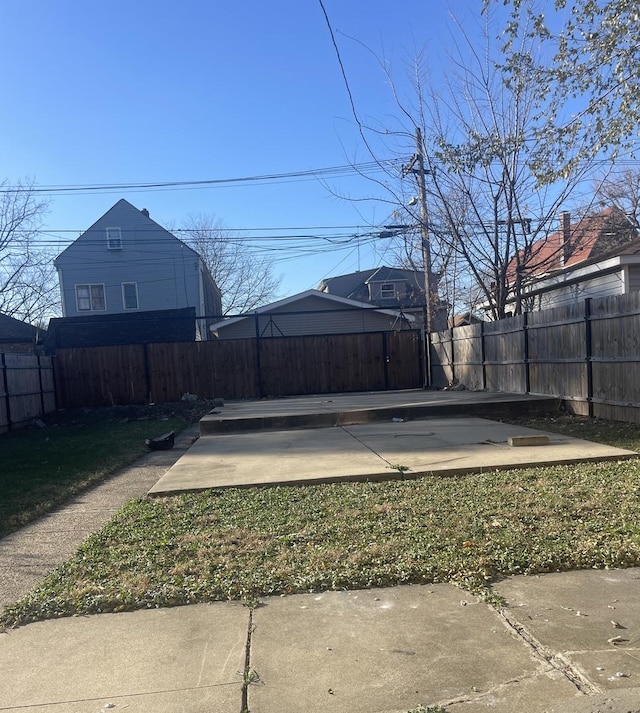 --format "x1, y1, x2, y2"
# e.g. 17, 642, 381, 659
2, 412, 640, 628
0, 401, 212, 539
